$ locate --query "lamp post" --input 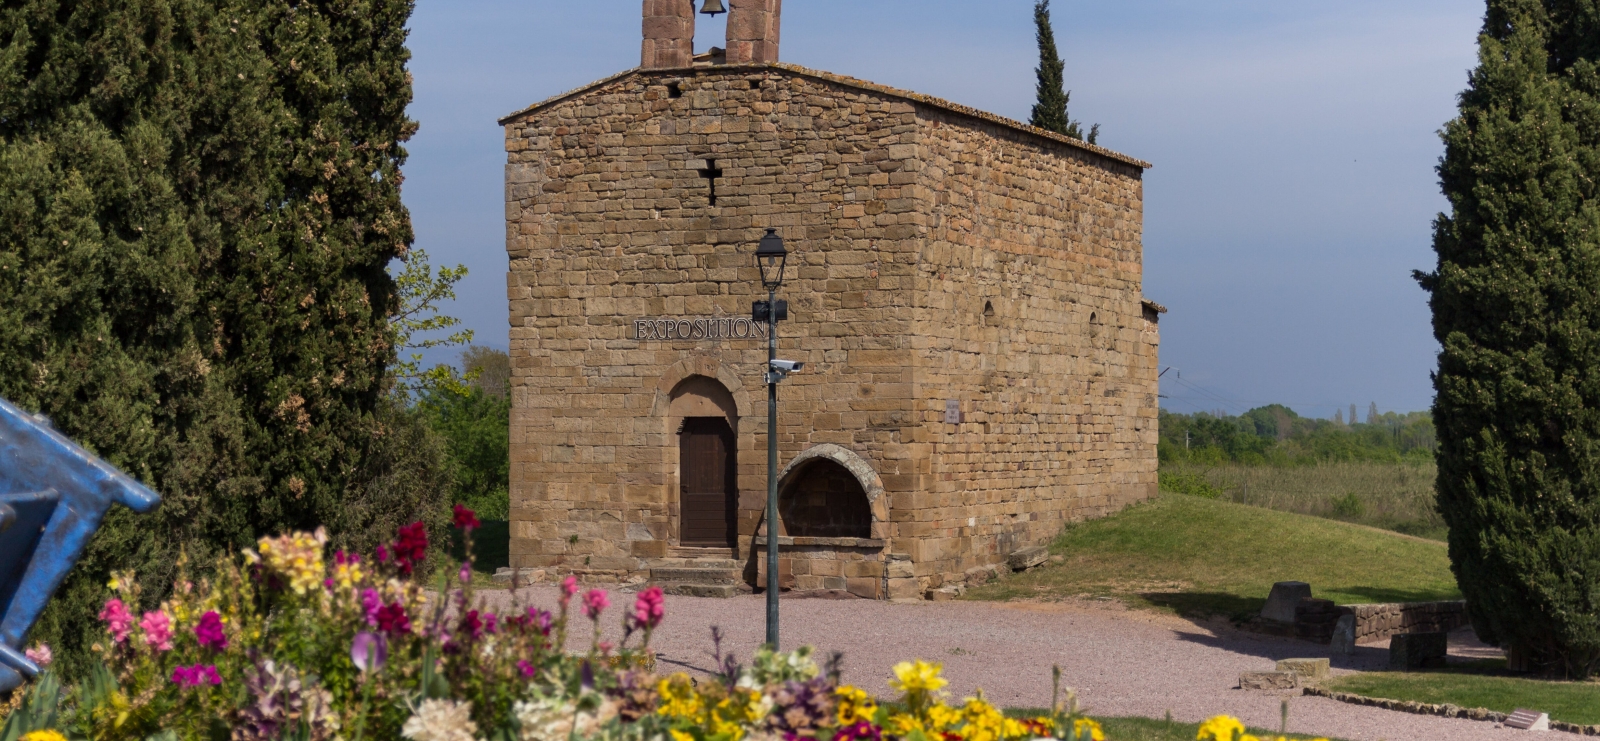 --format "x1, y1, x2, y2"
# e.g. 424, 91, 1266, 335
754, 228, 790, 648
